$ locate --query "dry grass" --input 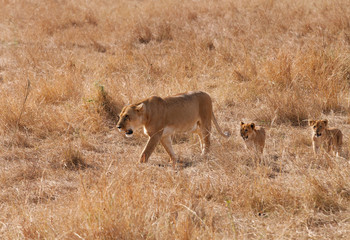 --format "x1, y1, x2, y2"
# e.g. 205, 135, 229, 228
1, 0, 350, 239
